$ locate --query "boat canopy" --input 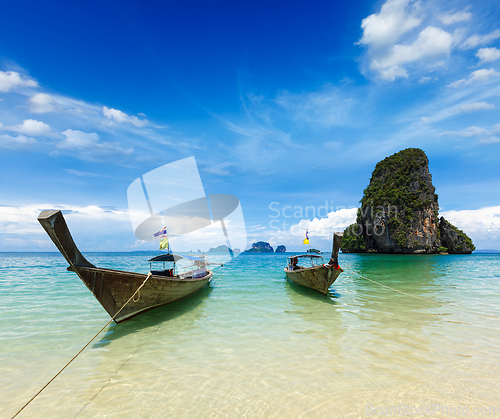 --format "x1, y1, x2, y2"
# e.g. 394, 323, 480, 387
290, 254, 323, 259
148, 254, 205, 262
